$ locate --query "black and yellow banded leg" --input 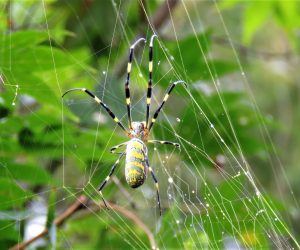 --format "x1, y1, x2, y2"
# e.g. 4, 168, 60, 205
62, 88, 128, 134
145, 157, 162, 216
145, 34, 157, 128
148, 140, 180, 148
110, 142, 127, 154
98, 152, 125, 208
149, 166, 162, 216
125, 37, 146, 130
148, 80, 187, 131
